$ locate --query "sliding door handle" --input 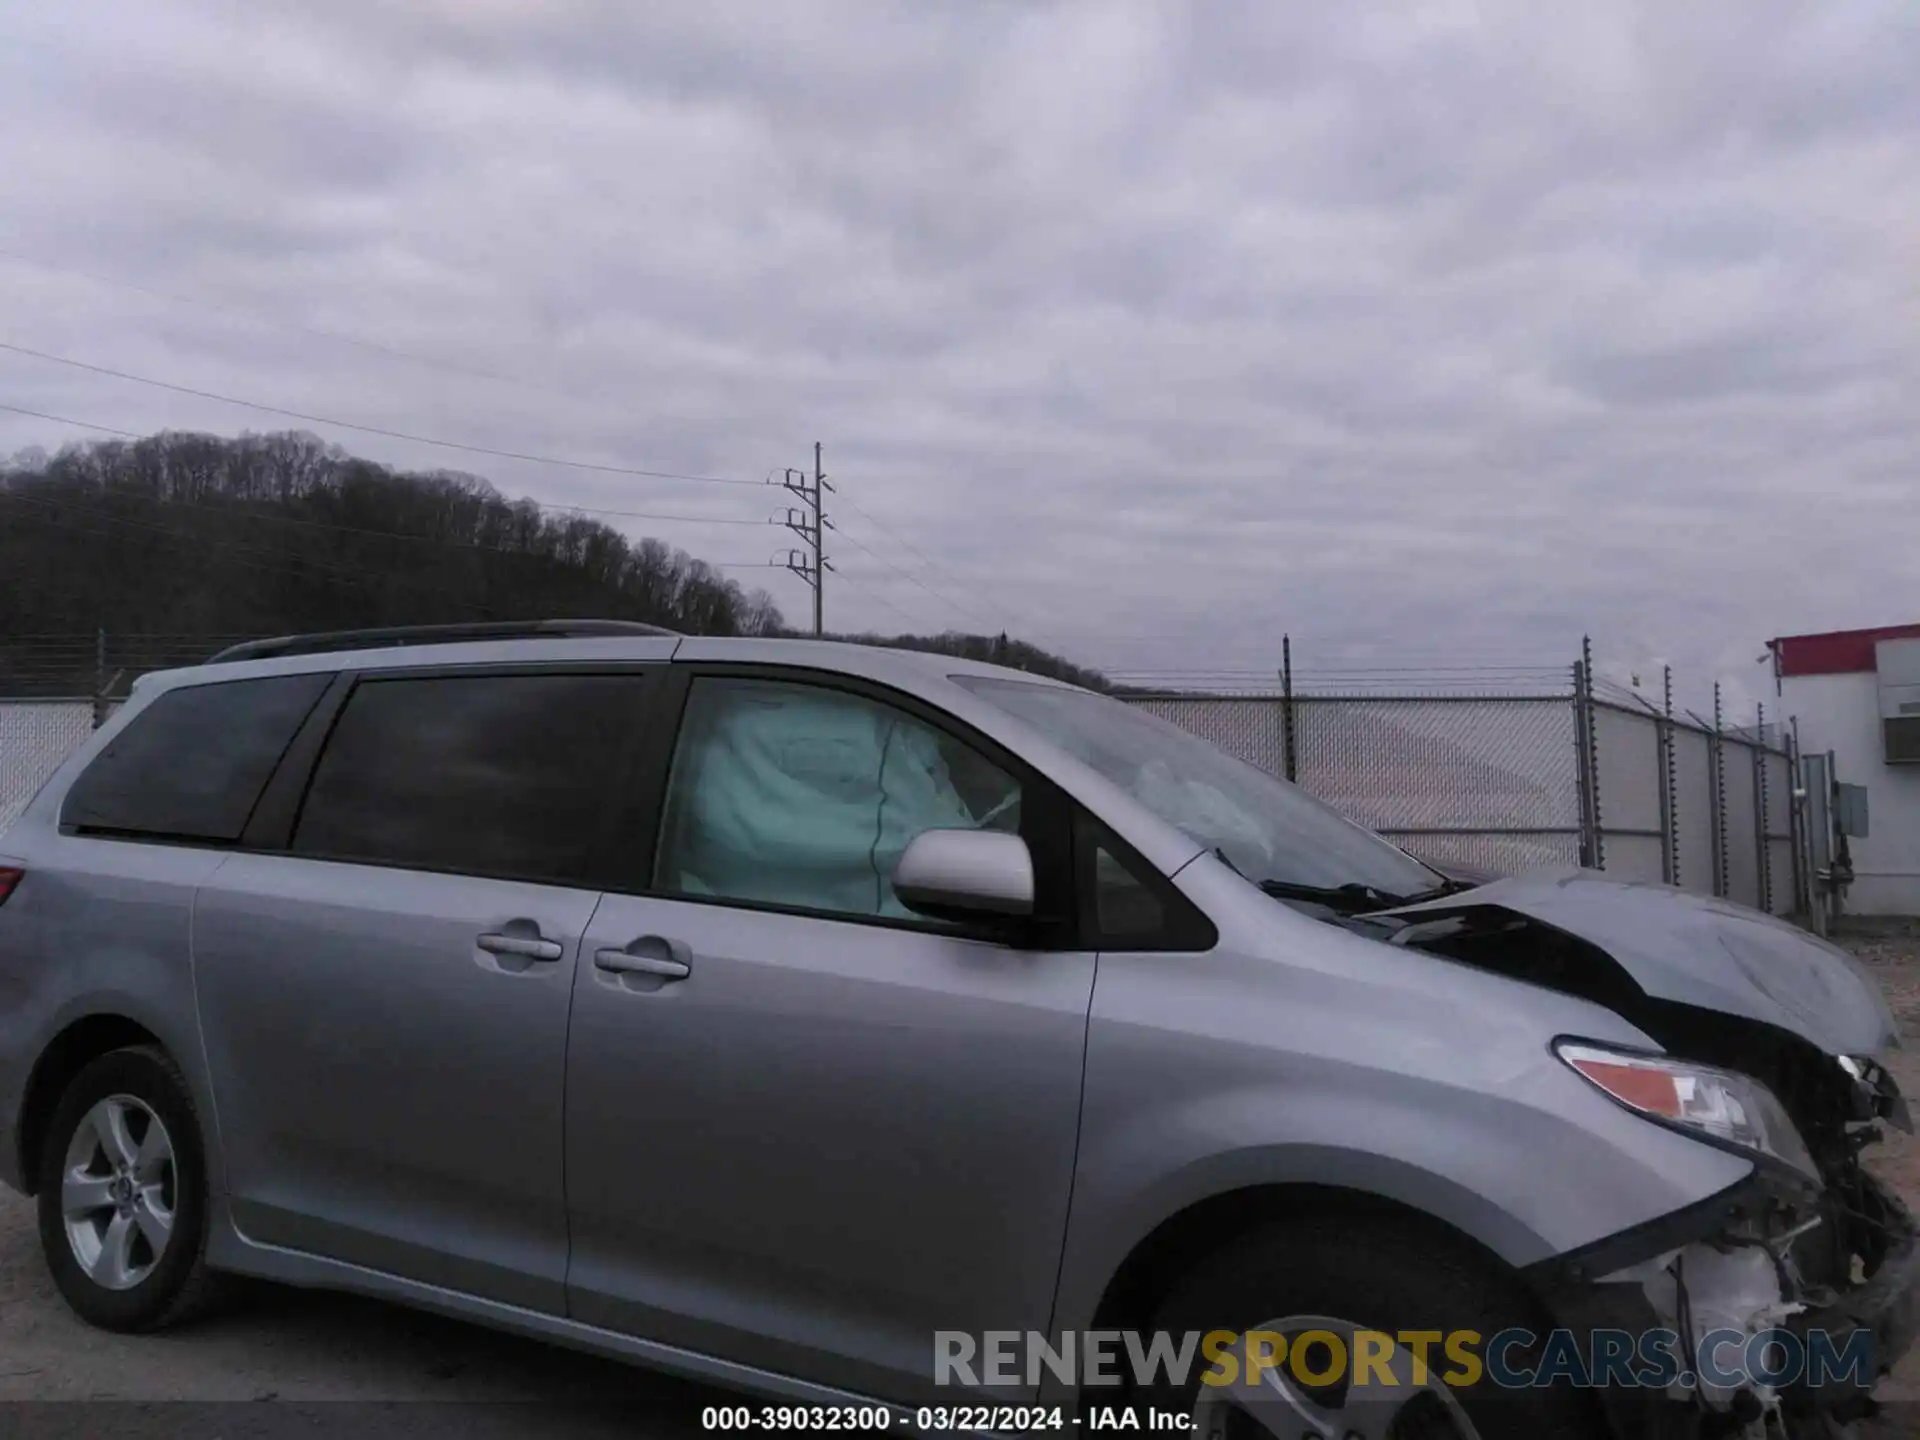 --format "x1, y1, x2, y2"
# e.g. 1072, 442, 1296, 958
593, 944, 690, 980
